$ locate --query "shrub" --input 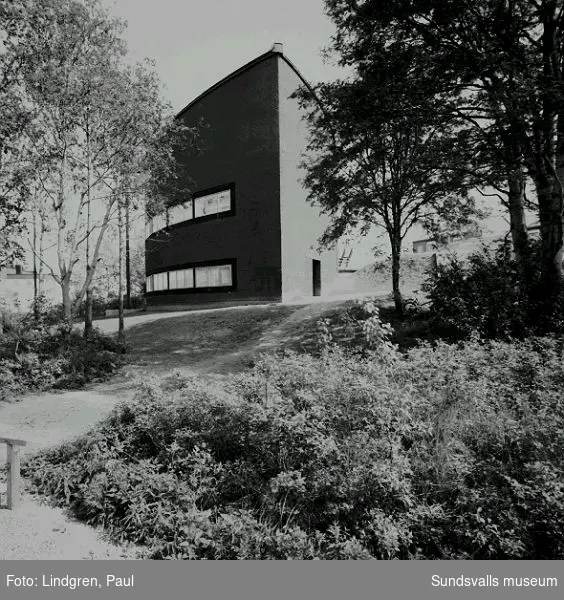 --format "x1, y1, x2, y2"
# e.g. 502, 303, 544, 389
72, 294, 145, 318
24, 321, 564, 559
75, 296, 107, 318
399, 337, 564, 558
104, 295, 145, 311
312, 297, 397, 357
423, 241, 564, 339
45, 326, 126, 388
28, 295, 65, 326
0, 301, 126, 398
